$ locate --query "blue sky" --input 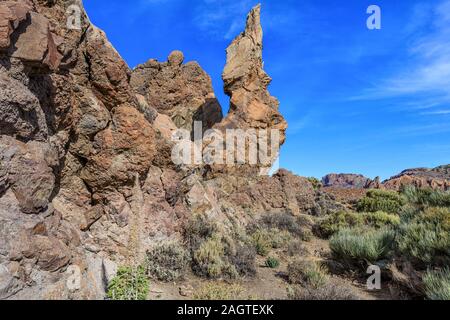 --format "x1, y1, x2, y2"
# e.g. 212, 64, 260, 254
84, 0, 450, 180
